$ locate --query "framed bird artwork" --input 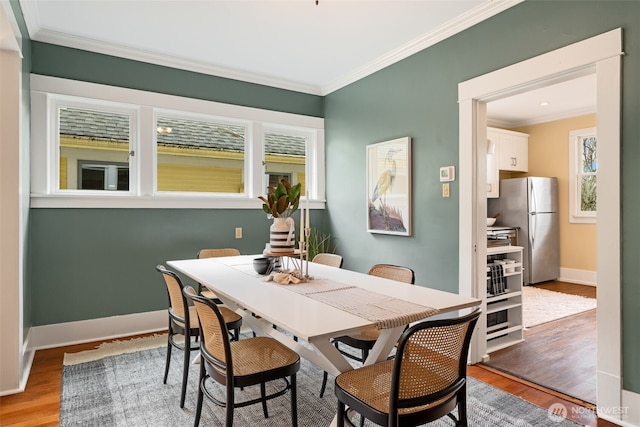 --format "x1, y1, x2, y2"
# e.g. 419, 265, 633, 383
366, 137, 412, 236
